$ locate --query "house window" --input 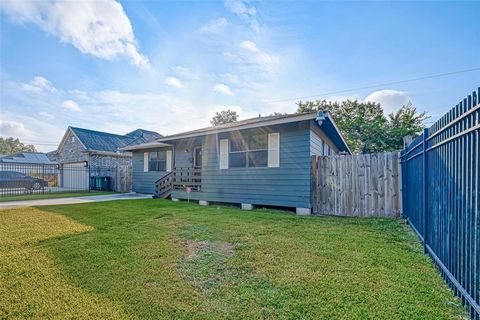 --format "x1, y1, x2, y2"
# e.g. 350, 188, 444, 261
148, 151, 167, 171
229, 133, 268, 168
194, 147, 202, 168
